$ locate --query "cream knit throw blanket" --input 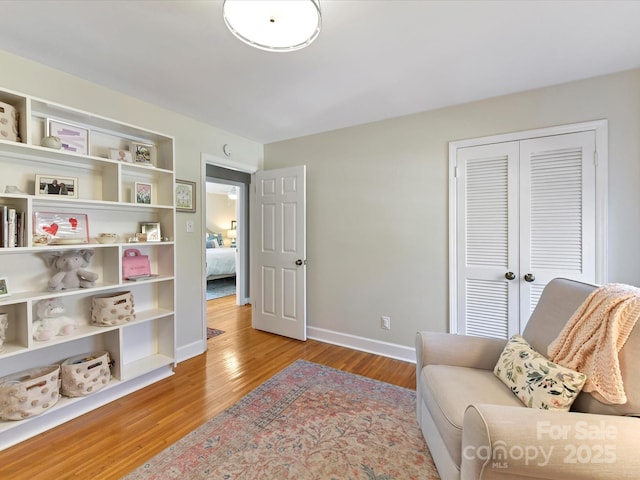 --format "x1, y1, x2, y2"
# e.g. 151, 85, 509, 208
548, 283, 640, 405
